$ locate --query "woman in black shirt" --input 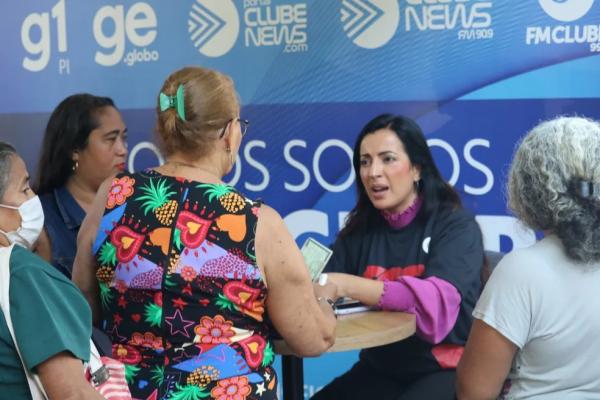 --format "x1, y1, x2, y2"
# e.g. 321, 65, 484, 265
313, 114, 484, 400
